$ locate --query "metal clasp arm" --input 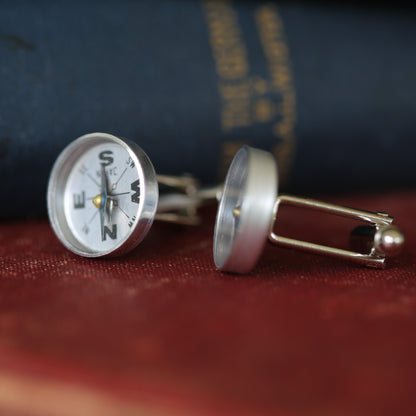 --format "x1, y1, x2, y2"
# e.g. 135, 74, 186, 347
268, 194, 395, 268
